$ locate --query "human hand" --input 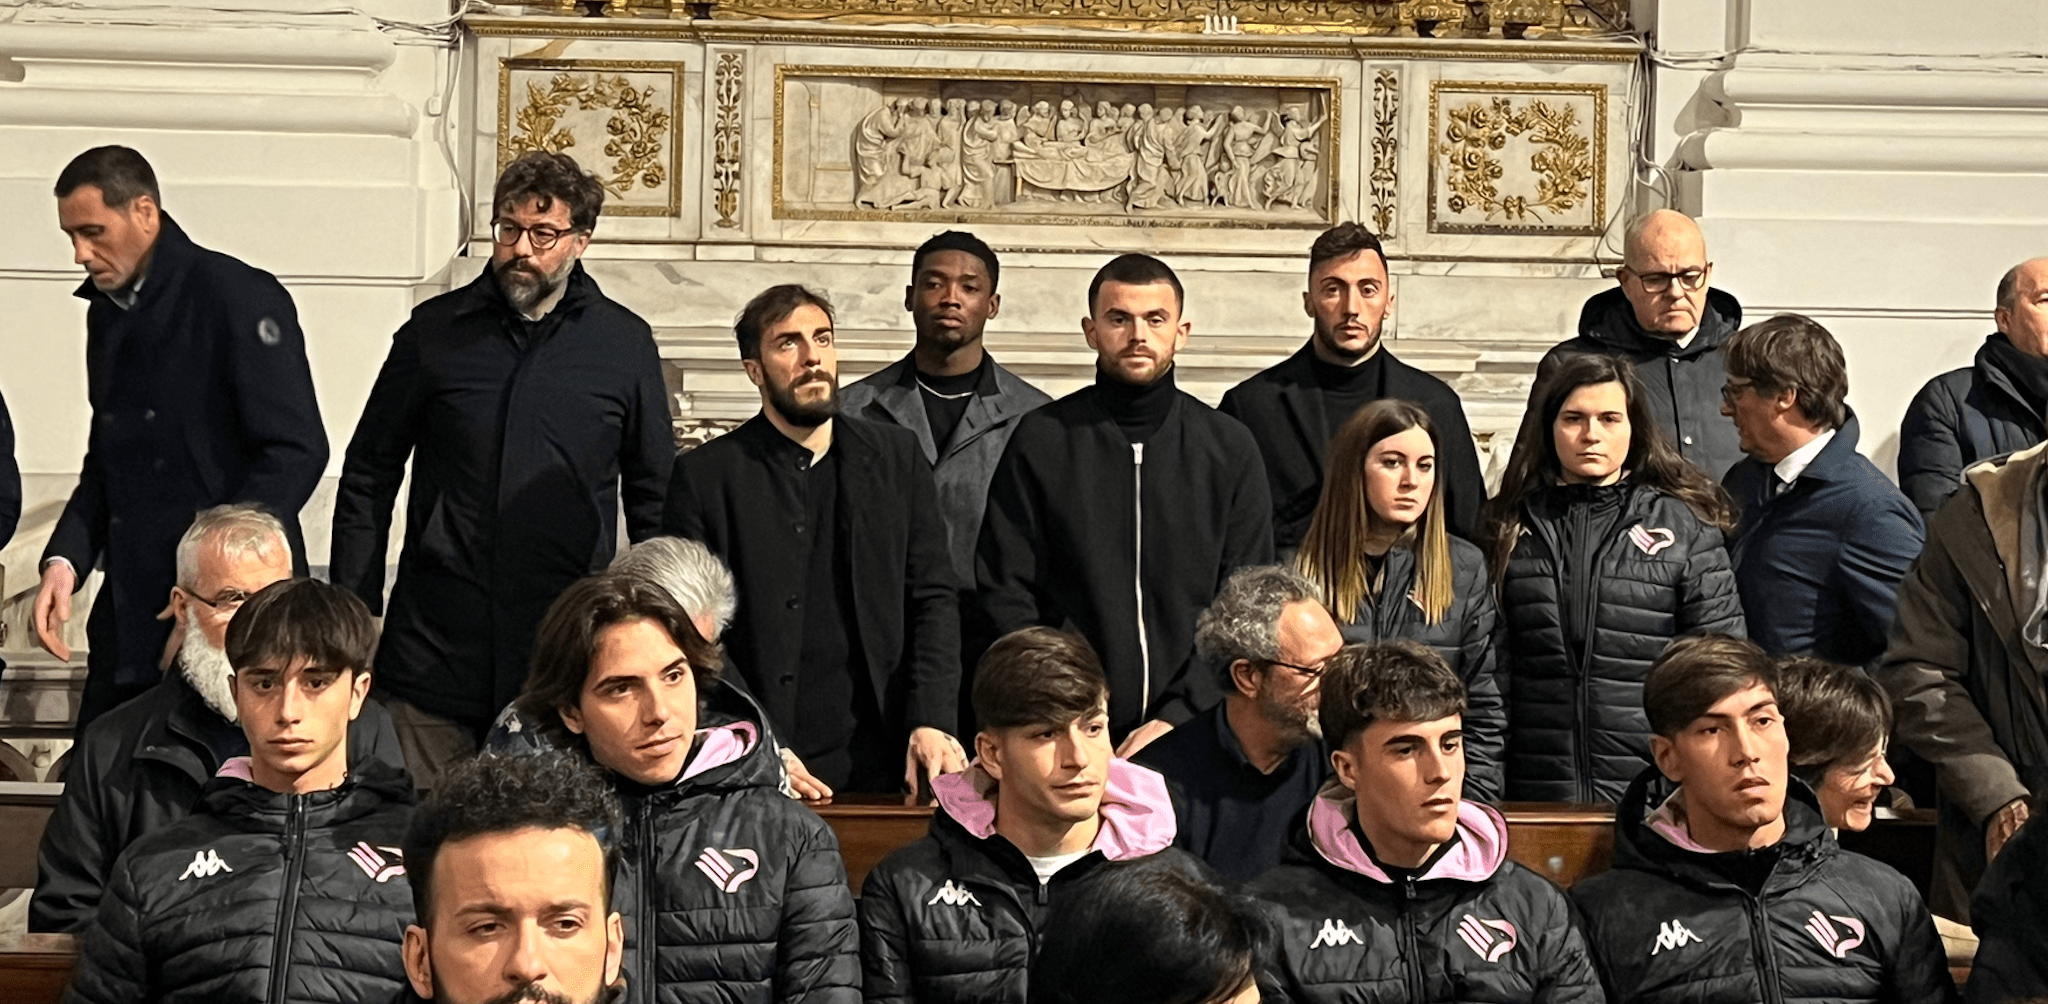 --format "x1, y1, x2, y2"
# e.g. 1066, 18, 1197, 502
905, 726, 968, 796
780, 747, 833, 802
1987, 797, 2031, 863
32, 561, 77, 661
